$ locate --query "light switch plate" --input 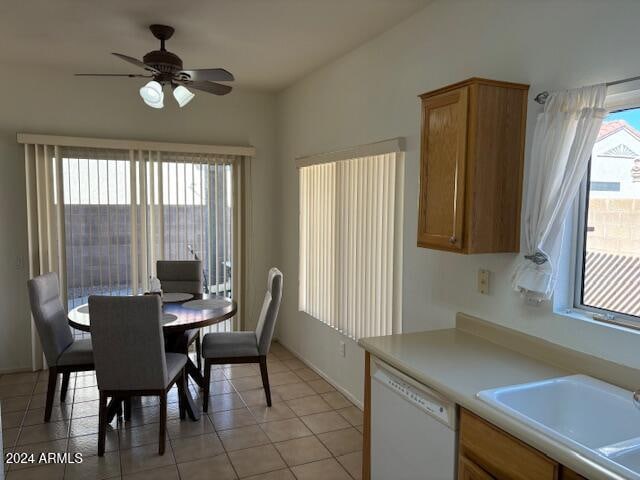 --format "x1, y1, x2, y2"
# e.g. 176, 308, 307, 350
477, 269, 490, 295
